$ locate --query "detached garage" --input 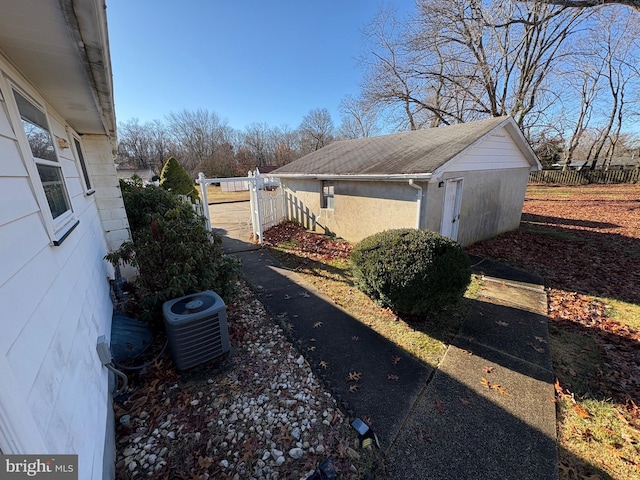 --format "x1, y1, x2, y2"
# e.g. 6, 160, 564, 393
272, 116, 541, 247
